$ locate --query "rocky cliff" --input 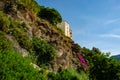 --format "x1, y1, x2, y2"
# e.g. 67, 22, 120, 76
0, 0, 83, 72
